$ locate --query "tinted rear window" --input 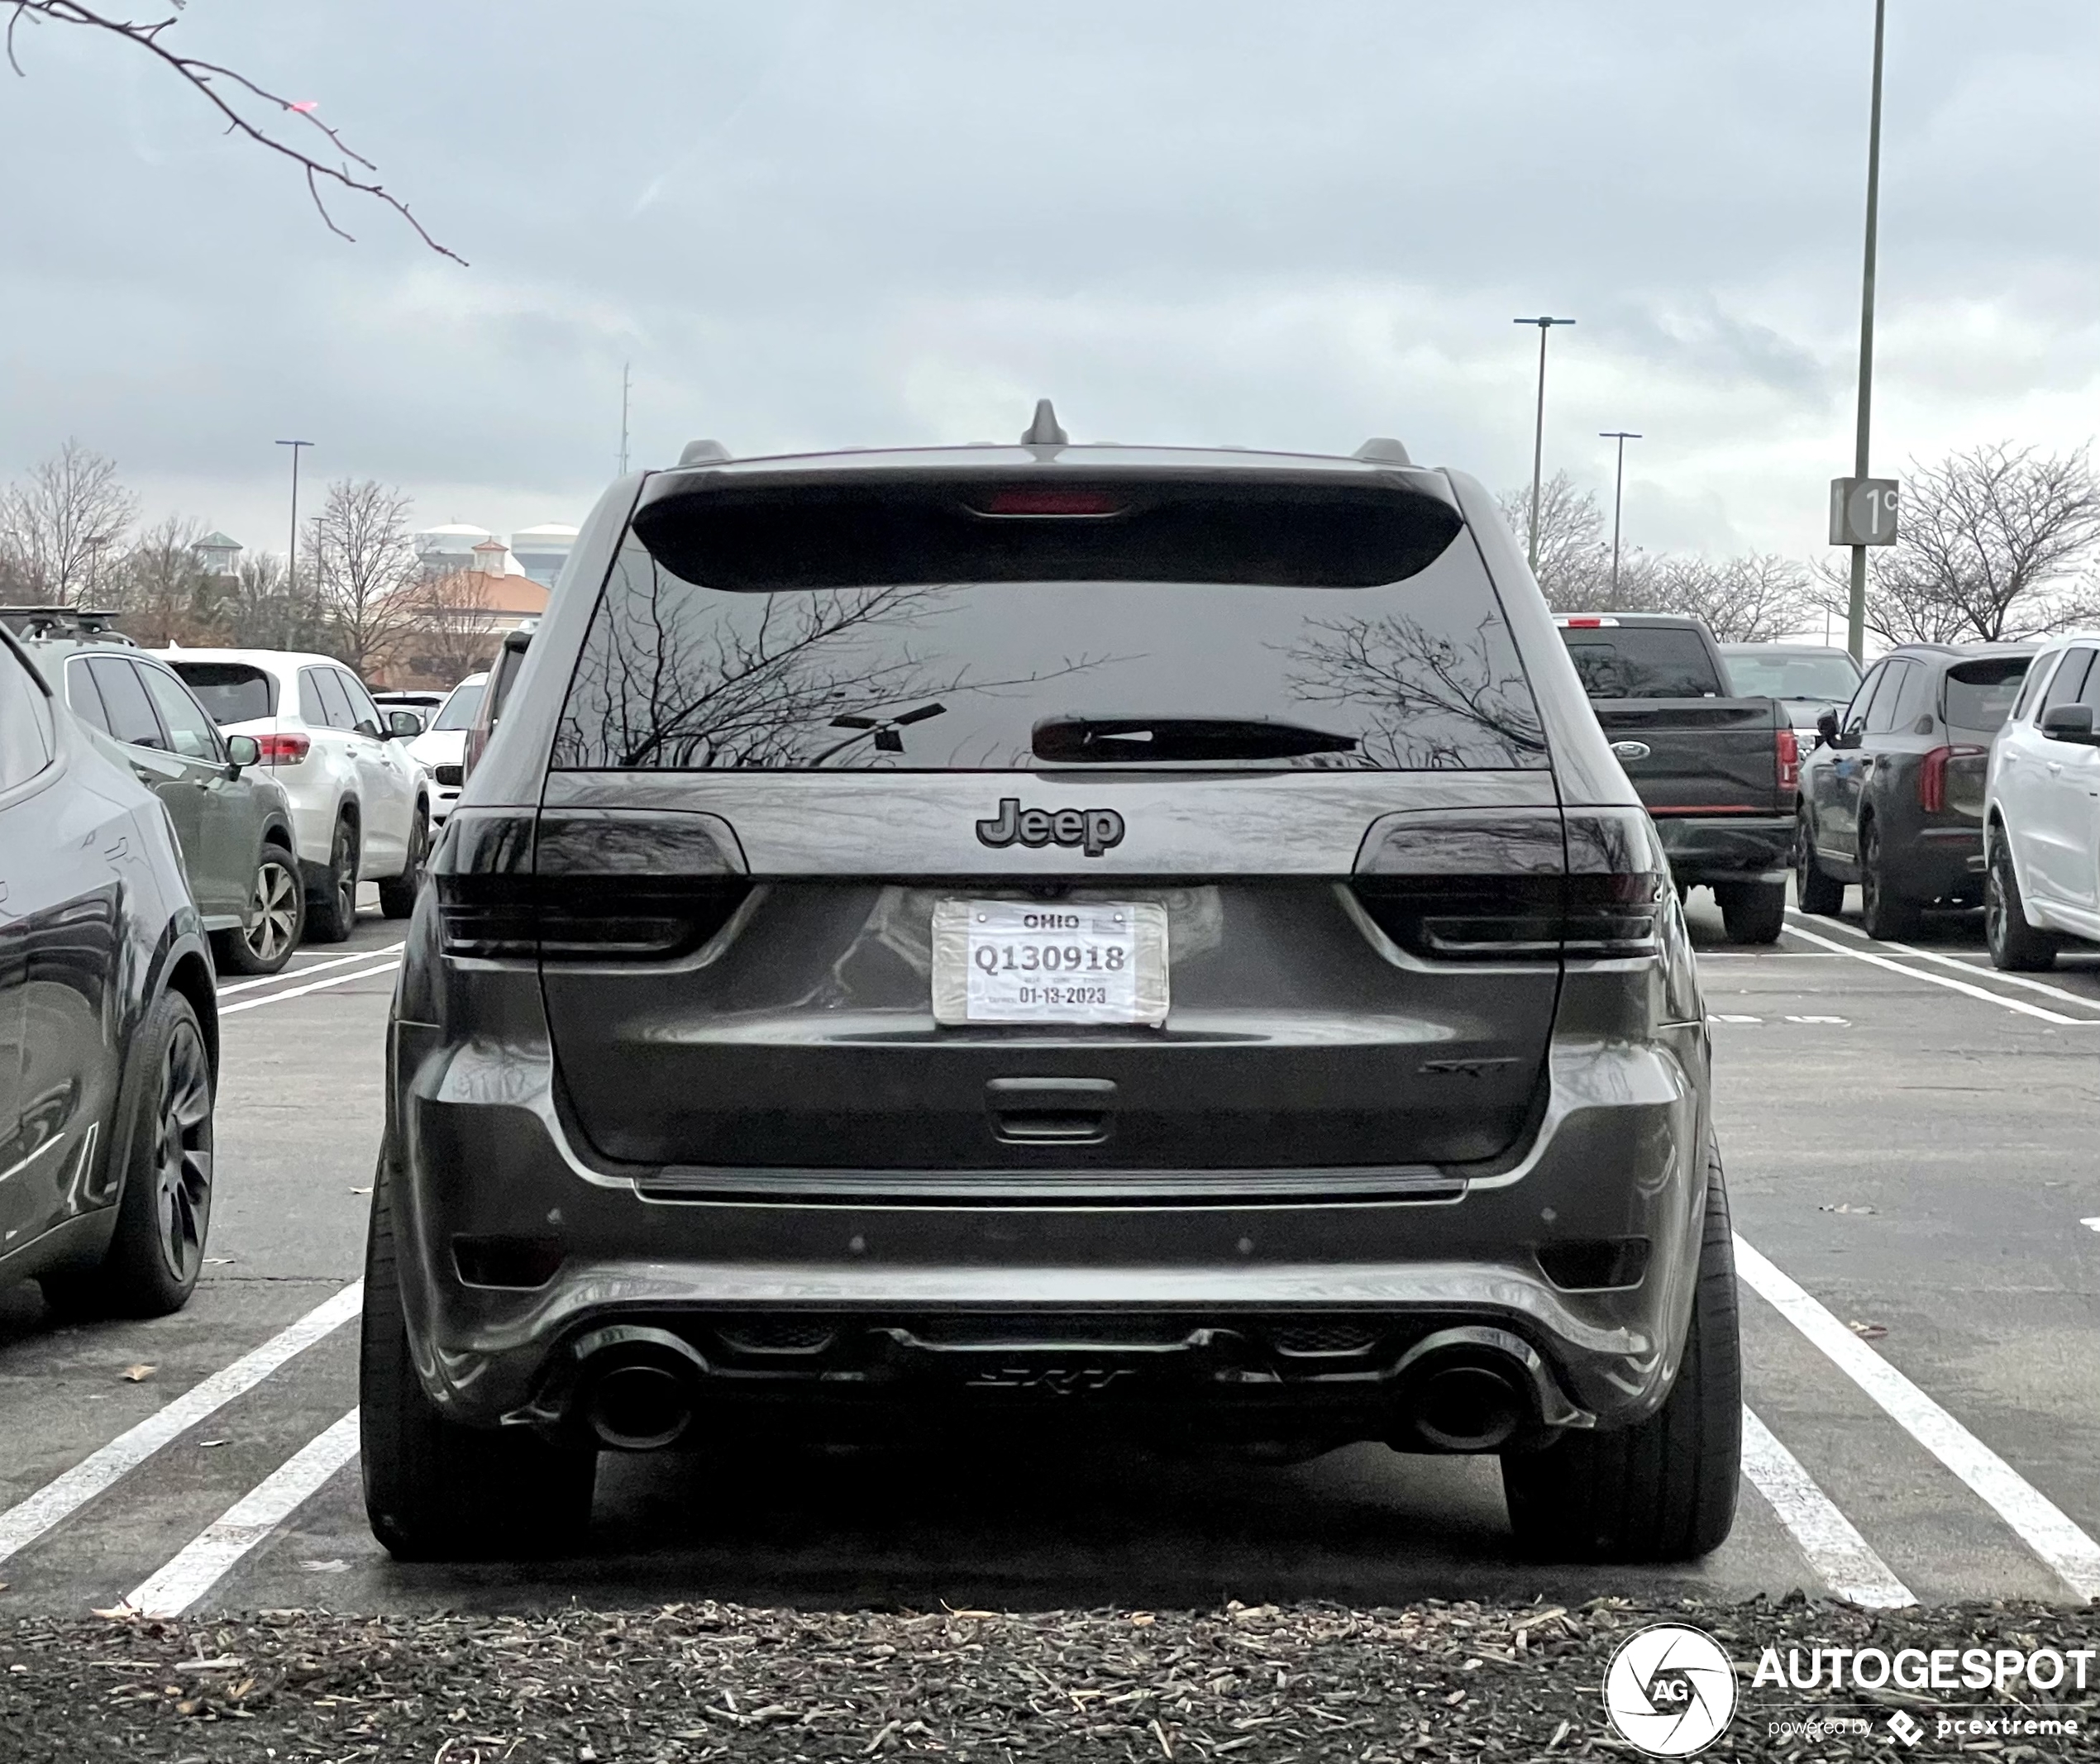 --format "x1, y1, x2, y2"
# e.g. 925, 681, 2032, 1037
1721, 649, 1859, 700
169, 661, 277, 724
553, 526, 1547, 771
1943, 657, 2030, 732
1560, 627, 1723, 698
